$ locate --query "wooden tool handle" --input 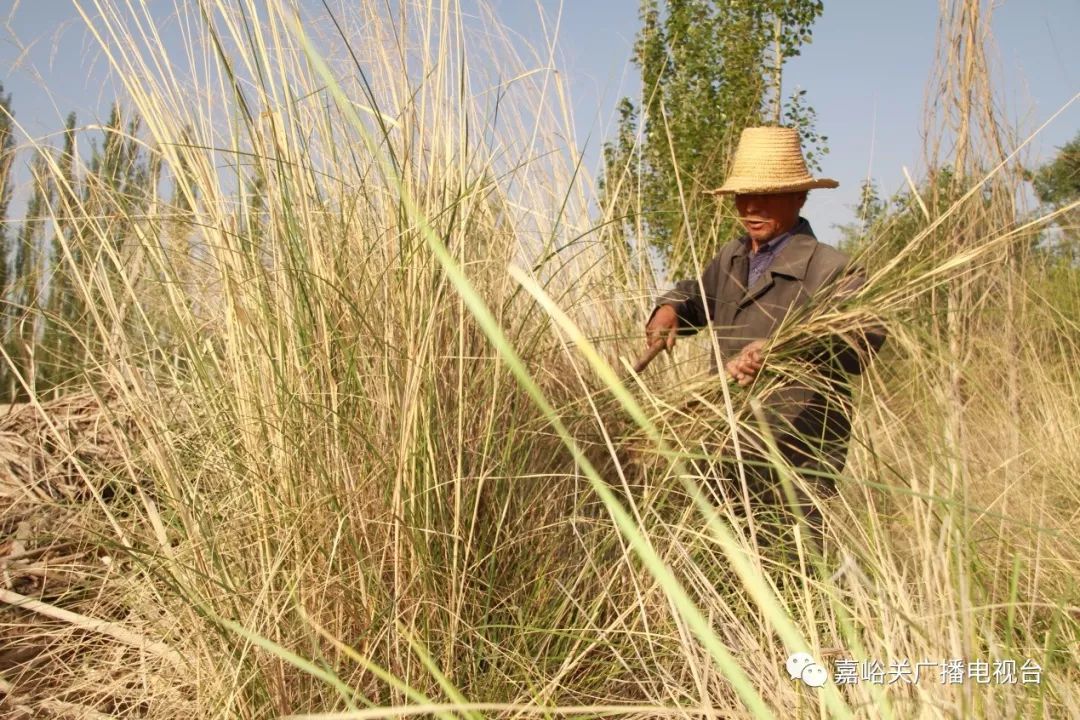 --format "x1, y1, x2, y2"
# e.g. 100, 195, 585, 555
632, 342, 666, 373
